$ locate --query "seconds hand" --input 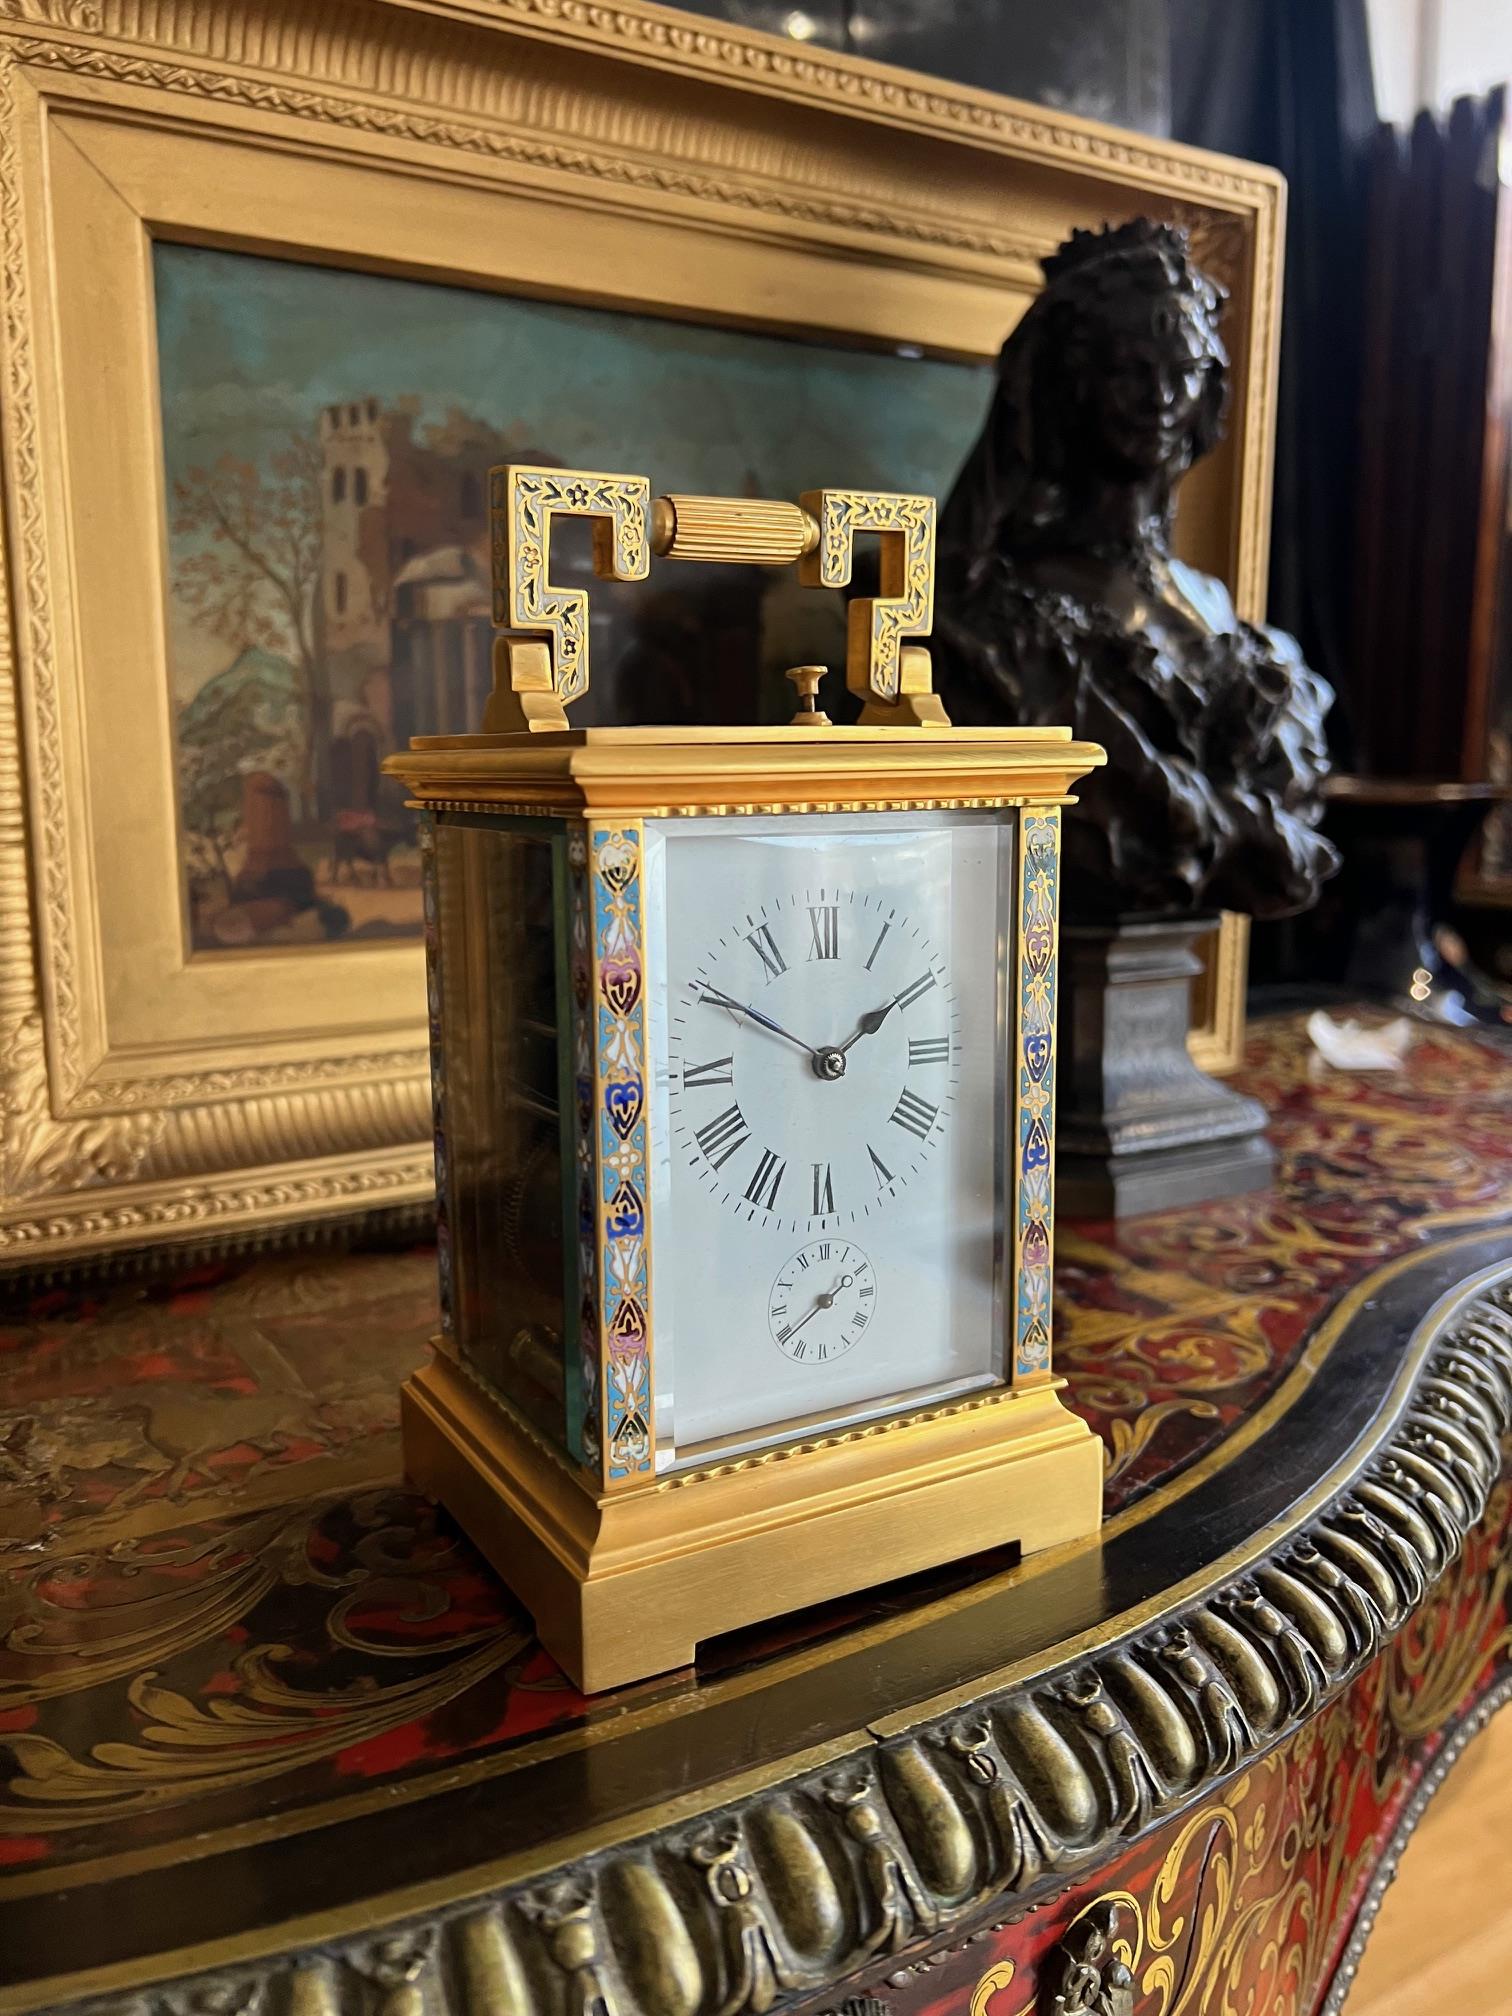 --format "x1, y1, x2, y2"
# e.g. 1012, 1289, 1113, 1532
781, 1272, 856, 1344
